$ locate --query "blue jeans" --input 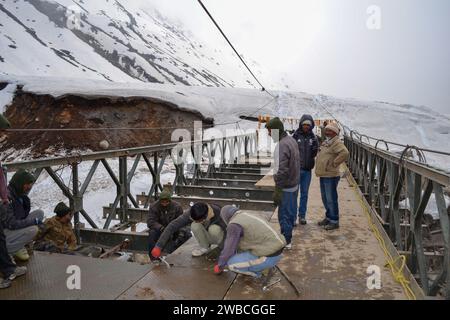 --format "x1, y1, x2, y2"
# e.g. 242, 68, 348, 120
319, 177, 341, 224
298, 169, 312, 219
278, 189, 298, 244
227, 251, 282, 278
